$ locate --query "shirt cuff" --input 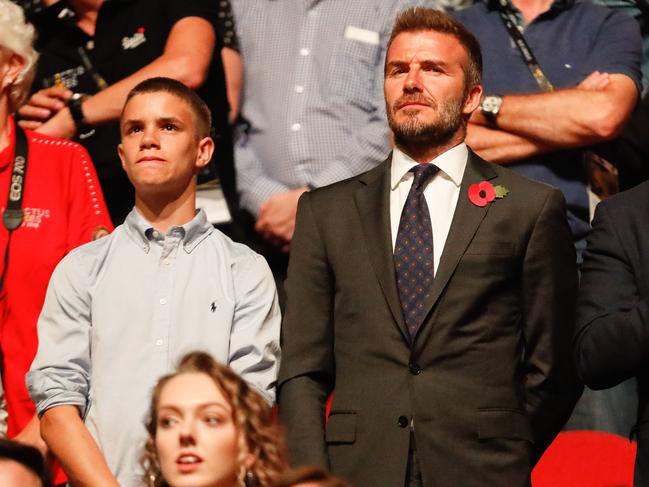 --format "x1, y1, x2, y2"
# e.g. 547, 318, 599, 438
26, 369, 89, 417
